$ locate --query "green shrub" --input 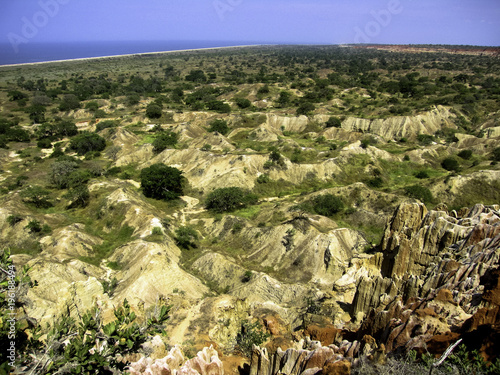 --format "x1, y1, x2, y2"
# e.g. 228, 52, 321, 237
36, 138, 52, 149
140, 163, 184, 201
325, 116, 342, 128
69, 132, 106, 155
174, 226, 198, 249
491, 147, 500, 162
6, 215, 23, 226
208, 119, 229, 135
95, 120, 117, 132
415, 170, 430, 179
25, 220, 42, 233
417, 134, 435, 145
256, 174, 270, 184
441, 157, 460, 172
313, 194, 344, 216
205, 187, 257, 213
457, 149, 473, 160
152, 130, 178, 153
367, 176, 384, 188
235, 98, 251, 109
405, 184, 434, 203
146, 103, 162, 119
236, 320, 269, 357
20, 186, 52, 208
